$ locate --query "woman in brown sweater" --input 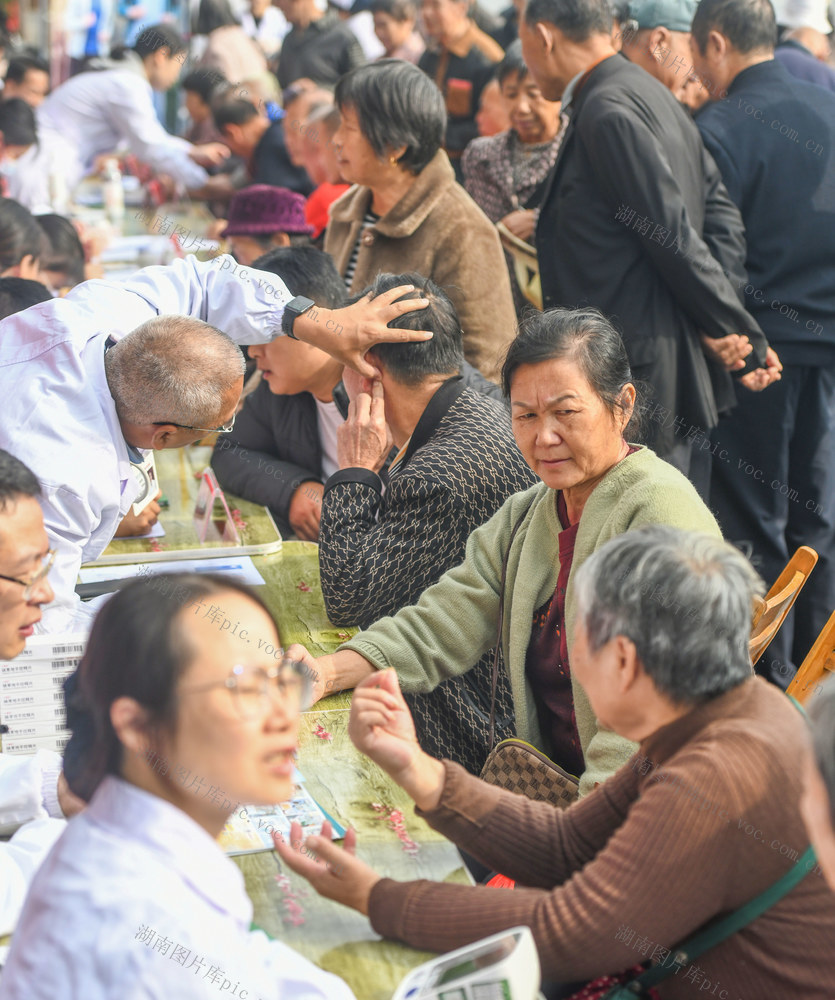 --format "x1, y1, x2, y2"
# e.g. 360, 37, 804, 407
277, 525, 835, 998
